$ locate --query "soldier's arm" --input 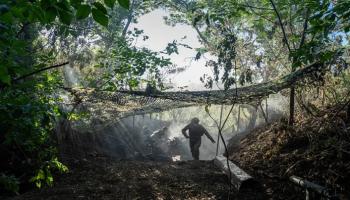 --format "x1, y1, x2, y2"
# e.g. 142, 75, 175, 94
182, 125, 190, 138
203, 126, 215, 143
